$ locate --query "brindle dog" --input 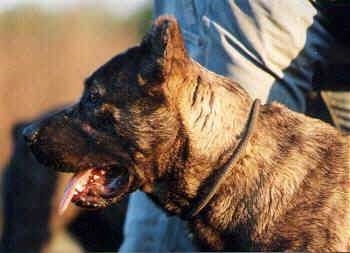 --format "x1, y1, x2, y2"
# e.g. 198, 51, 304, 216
24, 16, 349, 251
